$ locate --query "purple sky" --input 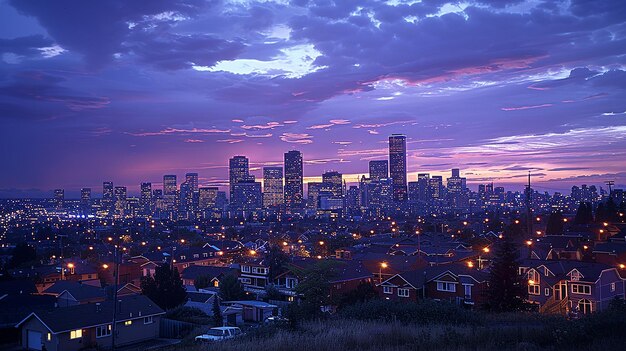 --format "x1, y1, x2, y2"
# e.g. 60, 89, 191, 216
1, 0, 625, 198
